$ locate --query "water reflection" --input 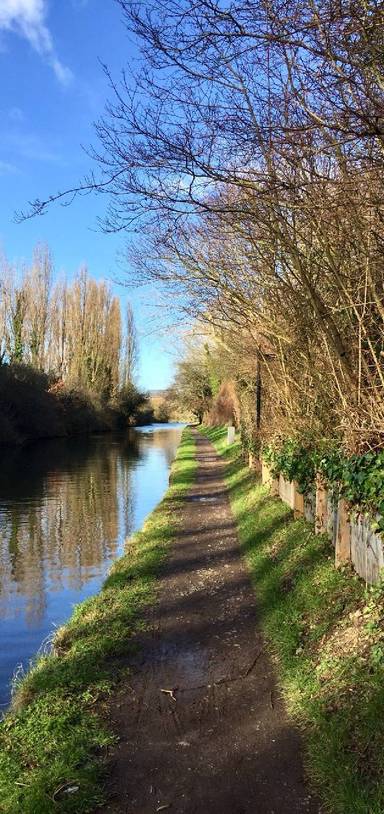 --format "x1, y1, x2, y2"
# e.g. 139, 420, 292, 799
0, 424, 183, 706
